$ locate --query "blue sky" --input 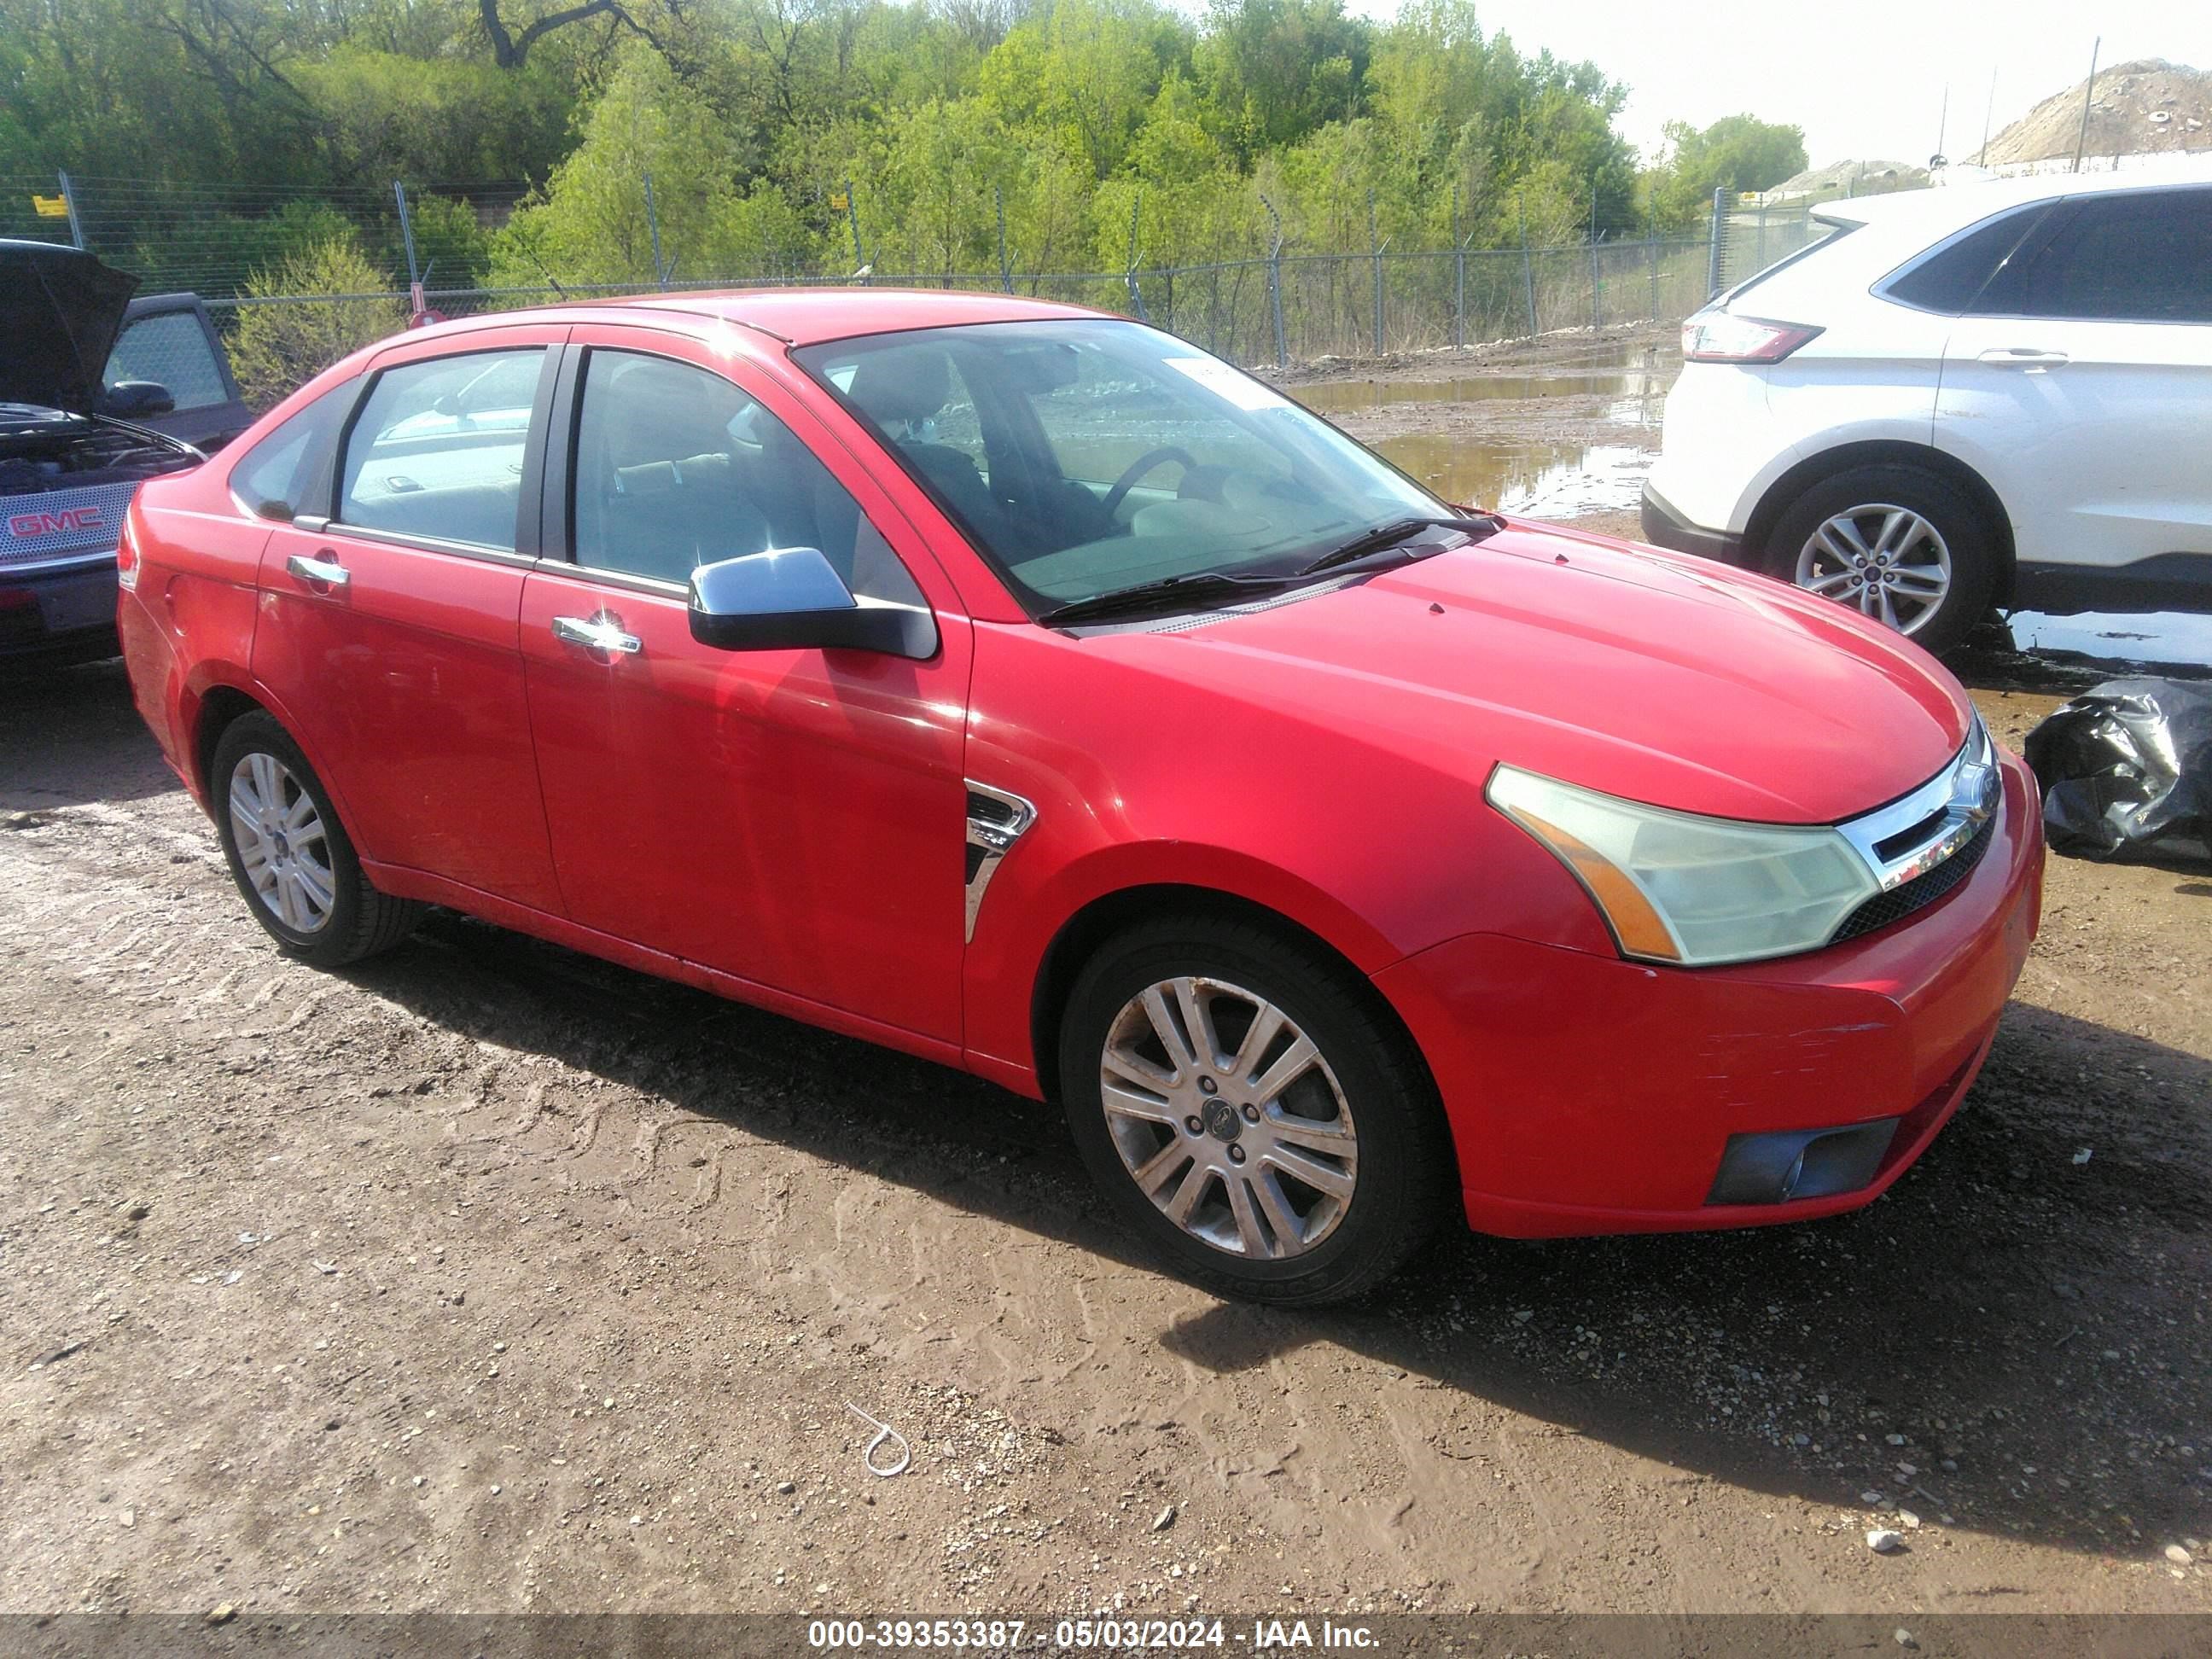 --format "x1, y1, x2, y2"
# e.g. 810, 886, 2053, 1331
1337, 0, 2212, 168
